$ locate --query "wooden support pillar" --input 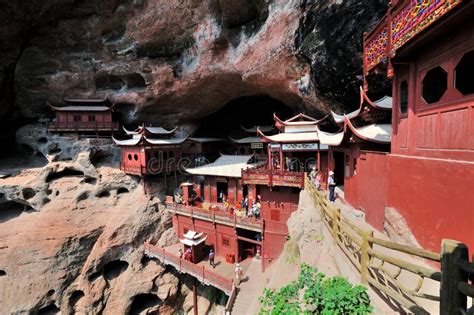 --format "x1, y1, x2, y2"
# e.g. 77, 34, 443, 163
317, 143, 321, 170
193, 278, 198, 315
235, 228, 239, 263
268, 145, 272, 170
279, 144, 284, 170
440, 239, 468, 314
